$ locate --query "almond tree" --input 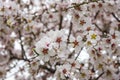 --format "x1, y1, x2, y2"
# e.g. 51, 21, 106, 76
0, 0, 120, 80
